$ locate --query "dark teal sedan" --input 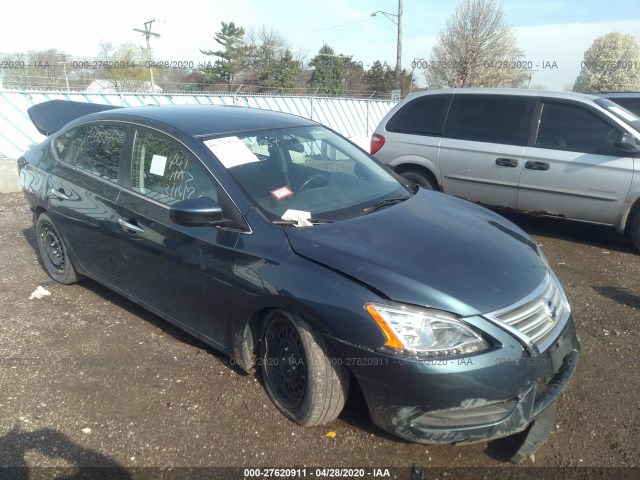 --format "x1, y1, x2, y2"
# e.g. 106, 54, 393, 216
18, 100, 580, 460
